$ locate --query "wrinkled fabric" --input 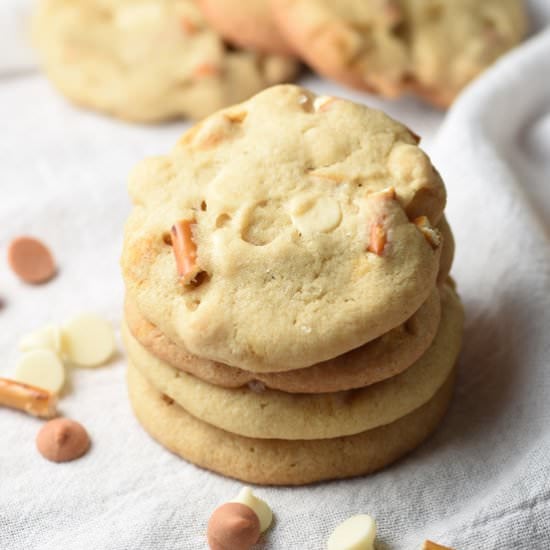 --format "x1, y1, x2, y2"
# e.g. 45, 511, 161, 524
0, 1, 549, 548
